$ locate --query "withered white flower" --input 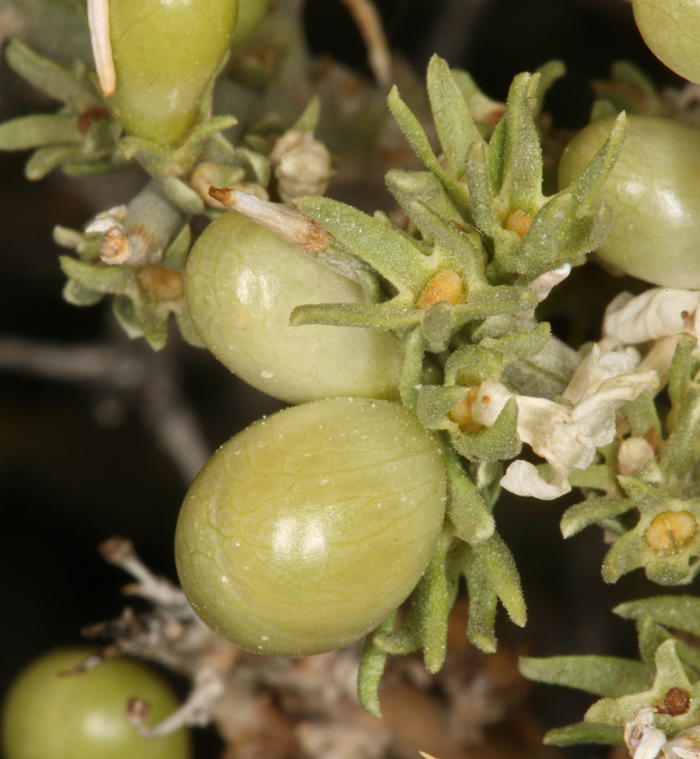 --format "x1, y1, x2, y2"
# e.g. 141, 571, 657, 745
471, 345, 659, 500
516, 264, 571, 320
625, 708, 700, 759
603, 288, 700, 345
